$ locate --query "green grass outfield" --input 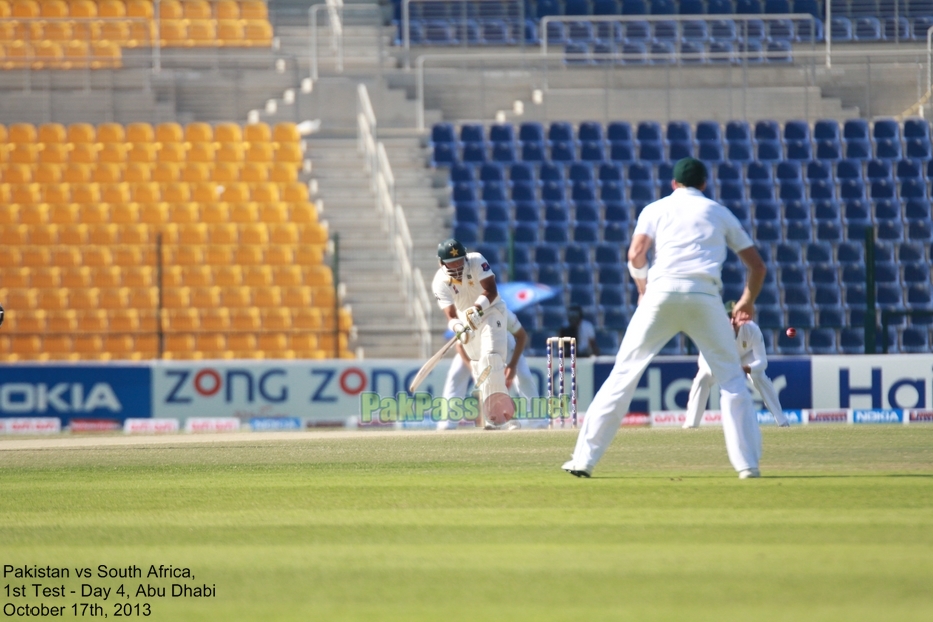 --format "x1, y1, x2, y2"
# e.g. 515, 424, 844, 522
1, 426, 931, 622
